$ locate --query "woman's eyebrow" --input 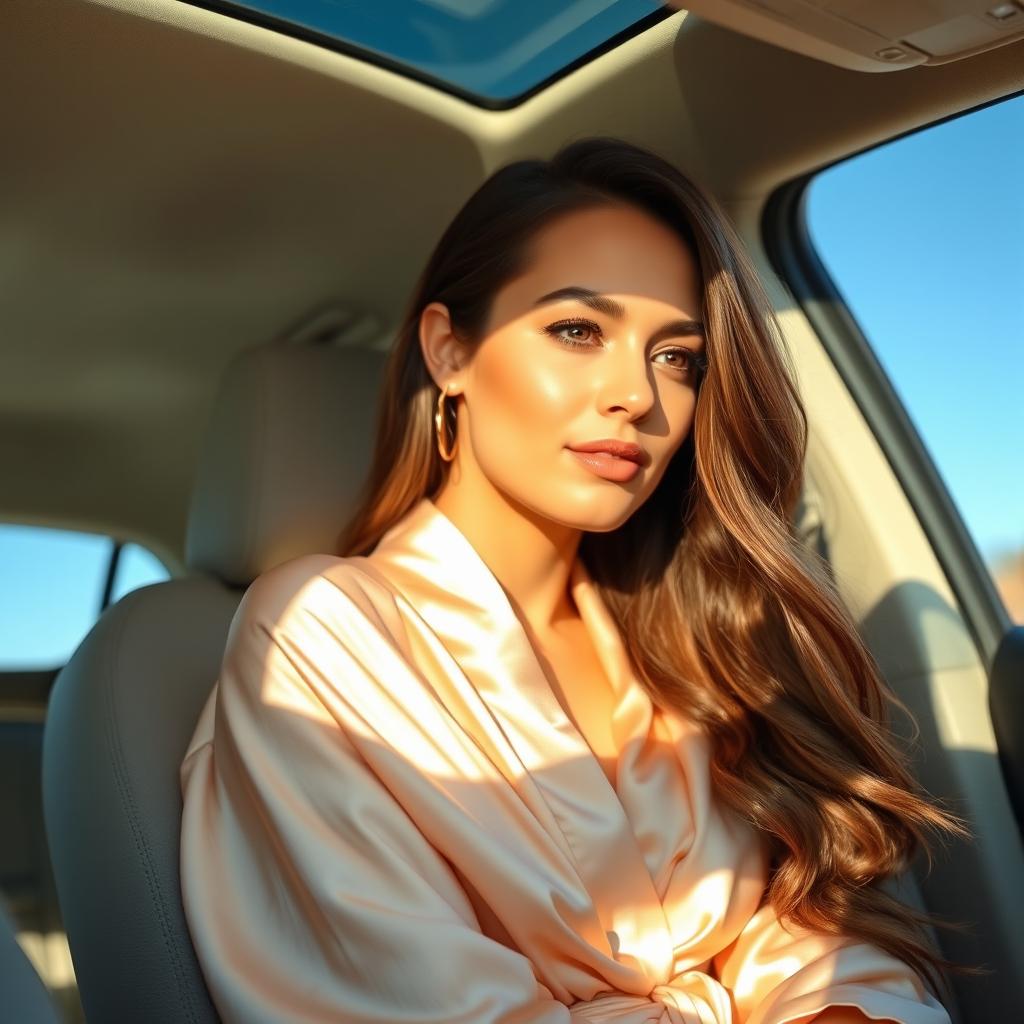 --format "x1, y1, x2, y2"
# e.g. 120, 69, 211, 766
532, 286, 705, 341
